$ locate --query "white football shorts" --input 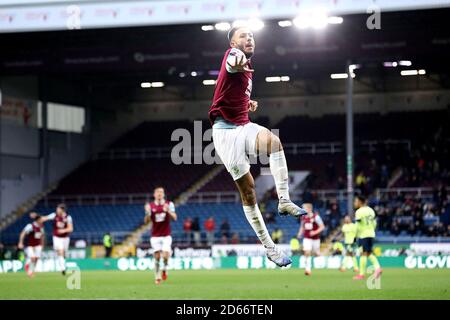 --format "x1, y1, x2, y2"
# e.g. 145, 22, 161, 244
26, 245, 42, 258
150, 235, 172, 253
212, 122, 265, 181
303, 238, 321, 255
53, 236, 70, 251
